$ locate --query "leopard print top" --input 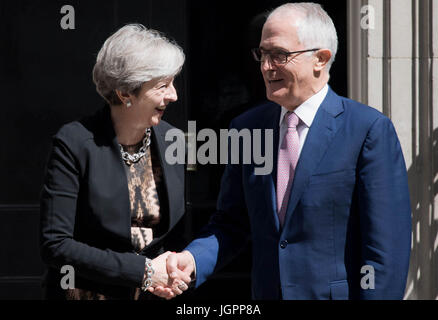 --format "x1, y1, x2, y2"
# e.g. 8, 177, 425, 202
124, 144, 165, 252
